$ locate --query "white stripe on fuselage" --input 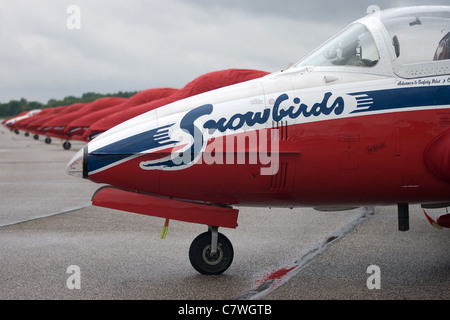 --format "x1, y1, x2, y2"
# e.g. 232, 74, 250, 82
87, 74, 450, 175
